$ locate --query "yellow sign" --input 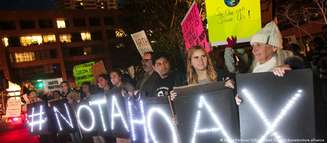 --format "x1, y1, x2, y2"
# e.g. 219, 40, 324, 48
206, 0, 261, 46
